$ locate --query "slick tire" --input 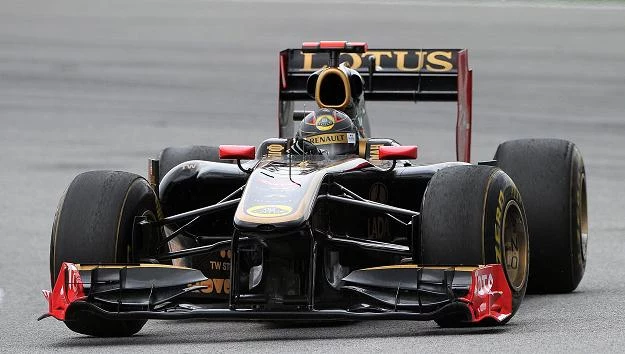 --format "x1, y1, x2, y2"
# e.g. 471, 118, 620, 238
158, 145, 225, 184
419, 165, 529, 327
50, 171, 162, 337
495, 139, 587, 293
